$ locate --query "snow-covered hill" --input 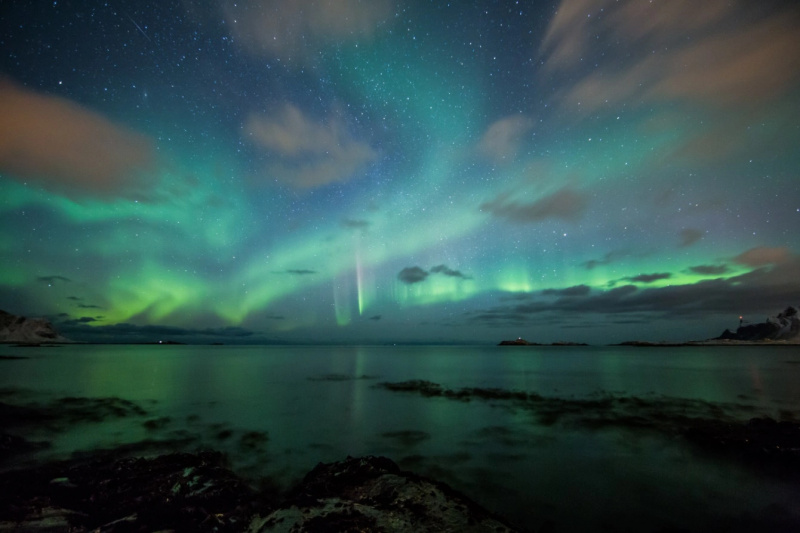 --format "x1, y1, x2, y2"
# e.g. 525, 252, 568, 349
717, 306, 800, 342
0, 310, 71, 344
